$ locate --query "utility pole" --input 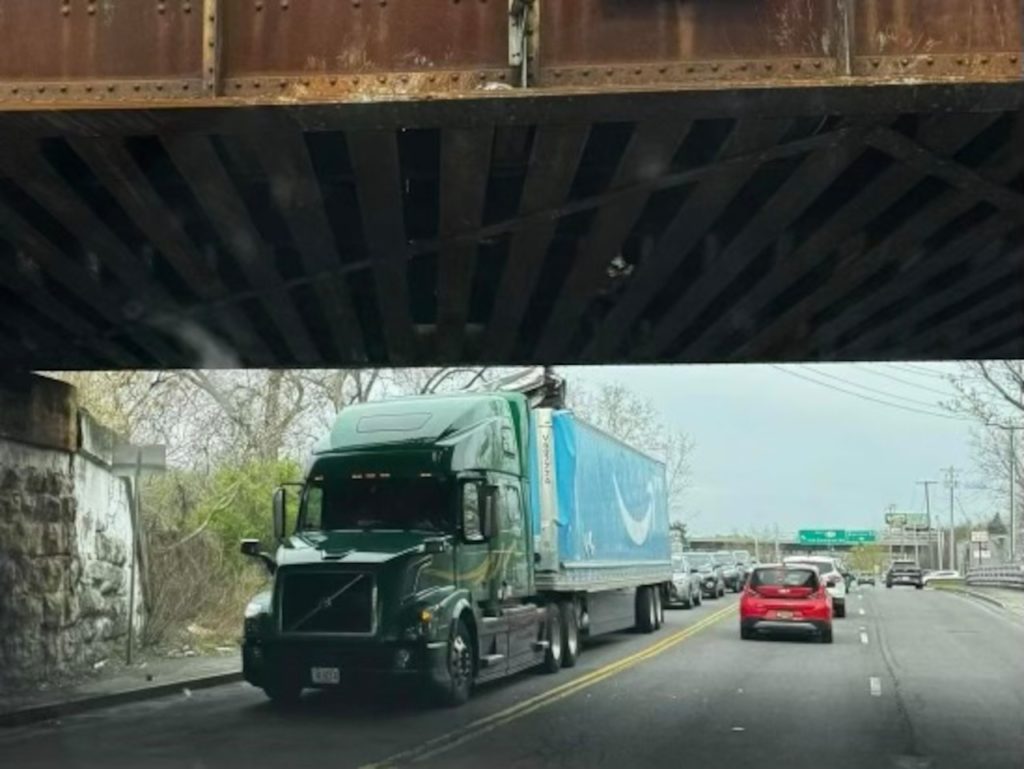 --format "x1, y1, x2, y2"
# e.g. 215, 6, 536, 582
886, 504, 897, 563
943, 467, 957, 571
917, 480, 937, 567
987, 422, 1021, 563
